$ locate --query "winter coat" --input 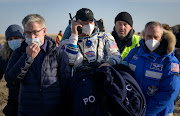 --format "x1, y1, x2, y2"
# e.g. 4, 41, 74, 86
0, 42, 12, 80
0, 42, 19, 116
5, 36, 71, 116
124, 29, 180, 116
175, 49, 180, 61
0, 55, 7, 80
